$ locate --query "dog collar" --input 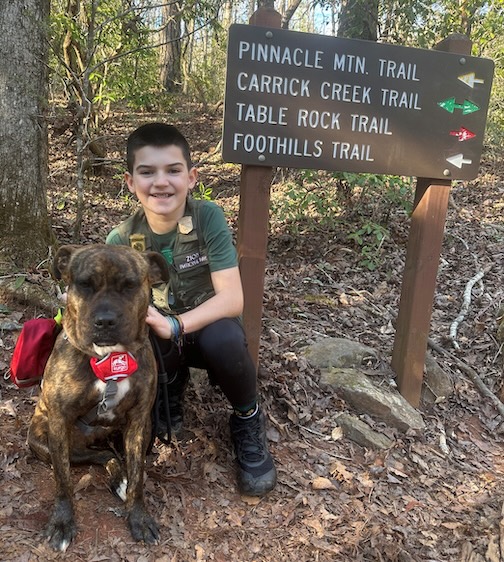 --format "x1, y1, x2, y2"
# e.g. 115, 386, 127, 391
90, 352, 138, 382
